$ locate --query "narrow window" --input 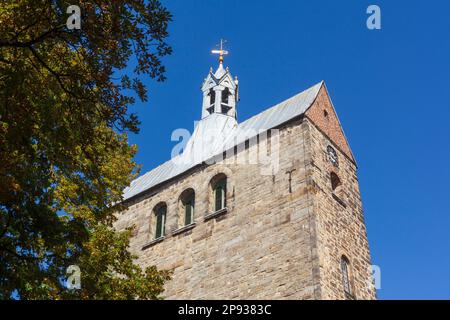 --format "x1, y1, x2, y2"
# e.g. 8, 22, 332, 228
331, 172, 346, 206
185, 199, 194, 225
341, 256, 354, 299
181, 189, 195, 226
221, 87, 230, 105
213, 177, 227, 212
220, 88, 232, 114
209, 88, 215, 106
330, 172, 341, 192
154, 205, 166, 239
